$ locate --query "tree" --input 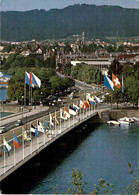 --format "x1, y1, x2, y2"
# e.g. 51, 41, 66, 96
53, 164, 138, 194
124, 76, 139, 105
